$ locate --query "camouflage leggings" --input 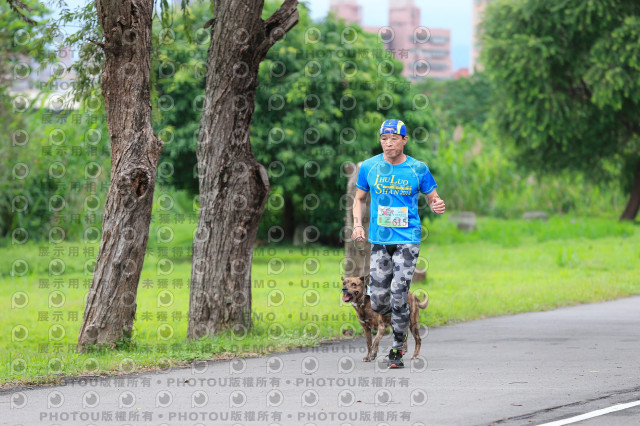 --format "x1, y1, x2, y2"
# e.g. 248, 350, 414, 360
369, 243, 420, 350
